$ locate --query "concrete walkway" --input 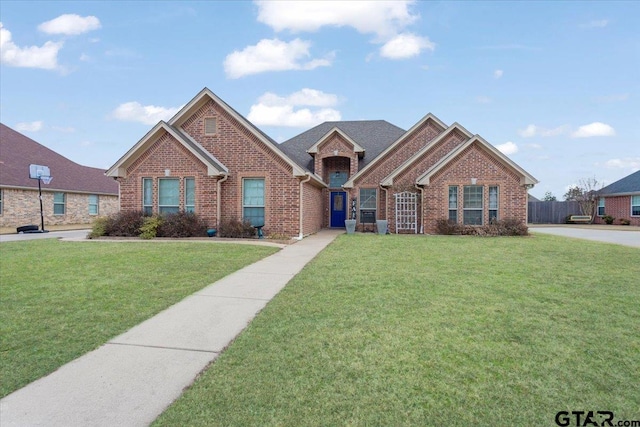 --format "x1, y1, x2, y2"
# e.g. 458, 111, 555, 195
530, 226, 640, 248
0, 229, 342, 427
